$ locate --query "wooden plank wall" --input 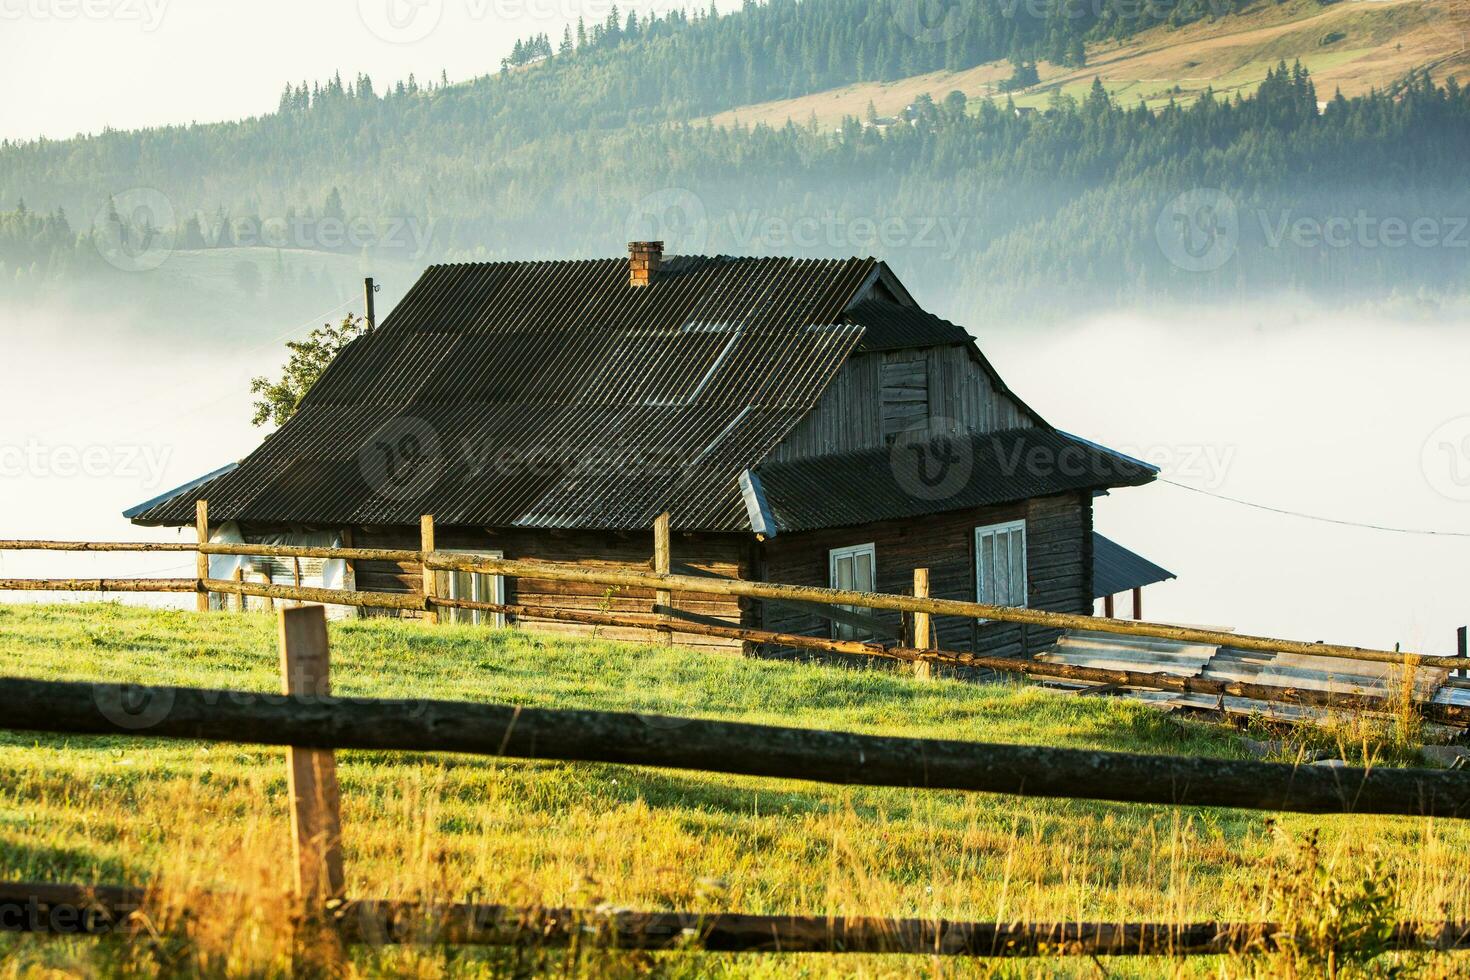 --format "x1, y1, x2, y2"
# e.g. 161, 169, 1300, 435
879, 350, 929, 441
345, 526, 753, 651
768, 346, 1032, 462
759, 492, 1092, 657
